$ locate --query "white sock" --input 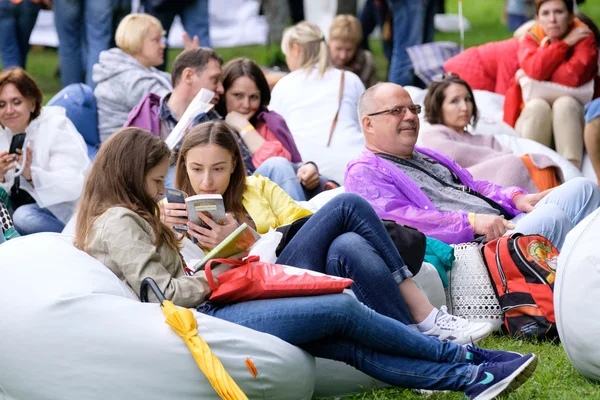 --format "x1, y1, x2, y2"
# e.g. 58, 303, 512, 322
416, 308, 439, 332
